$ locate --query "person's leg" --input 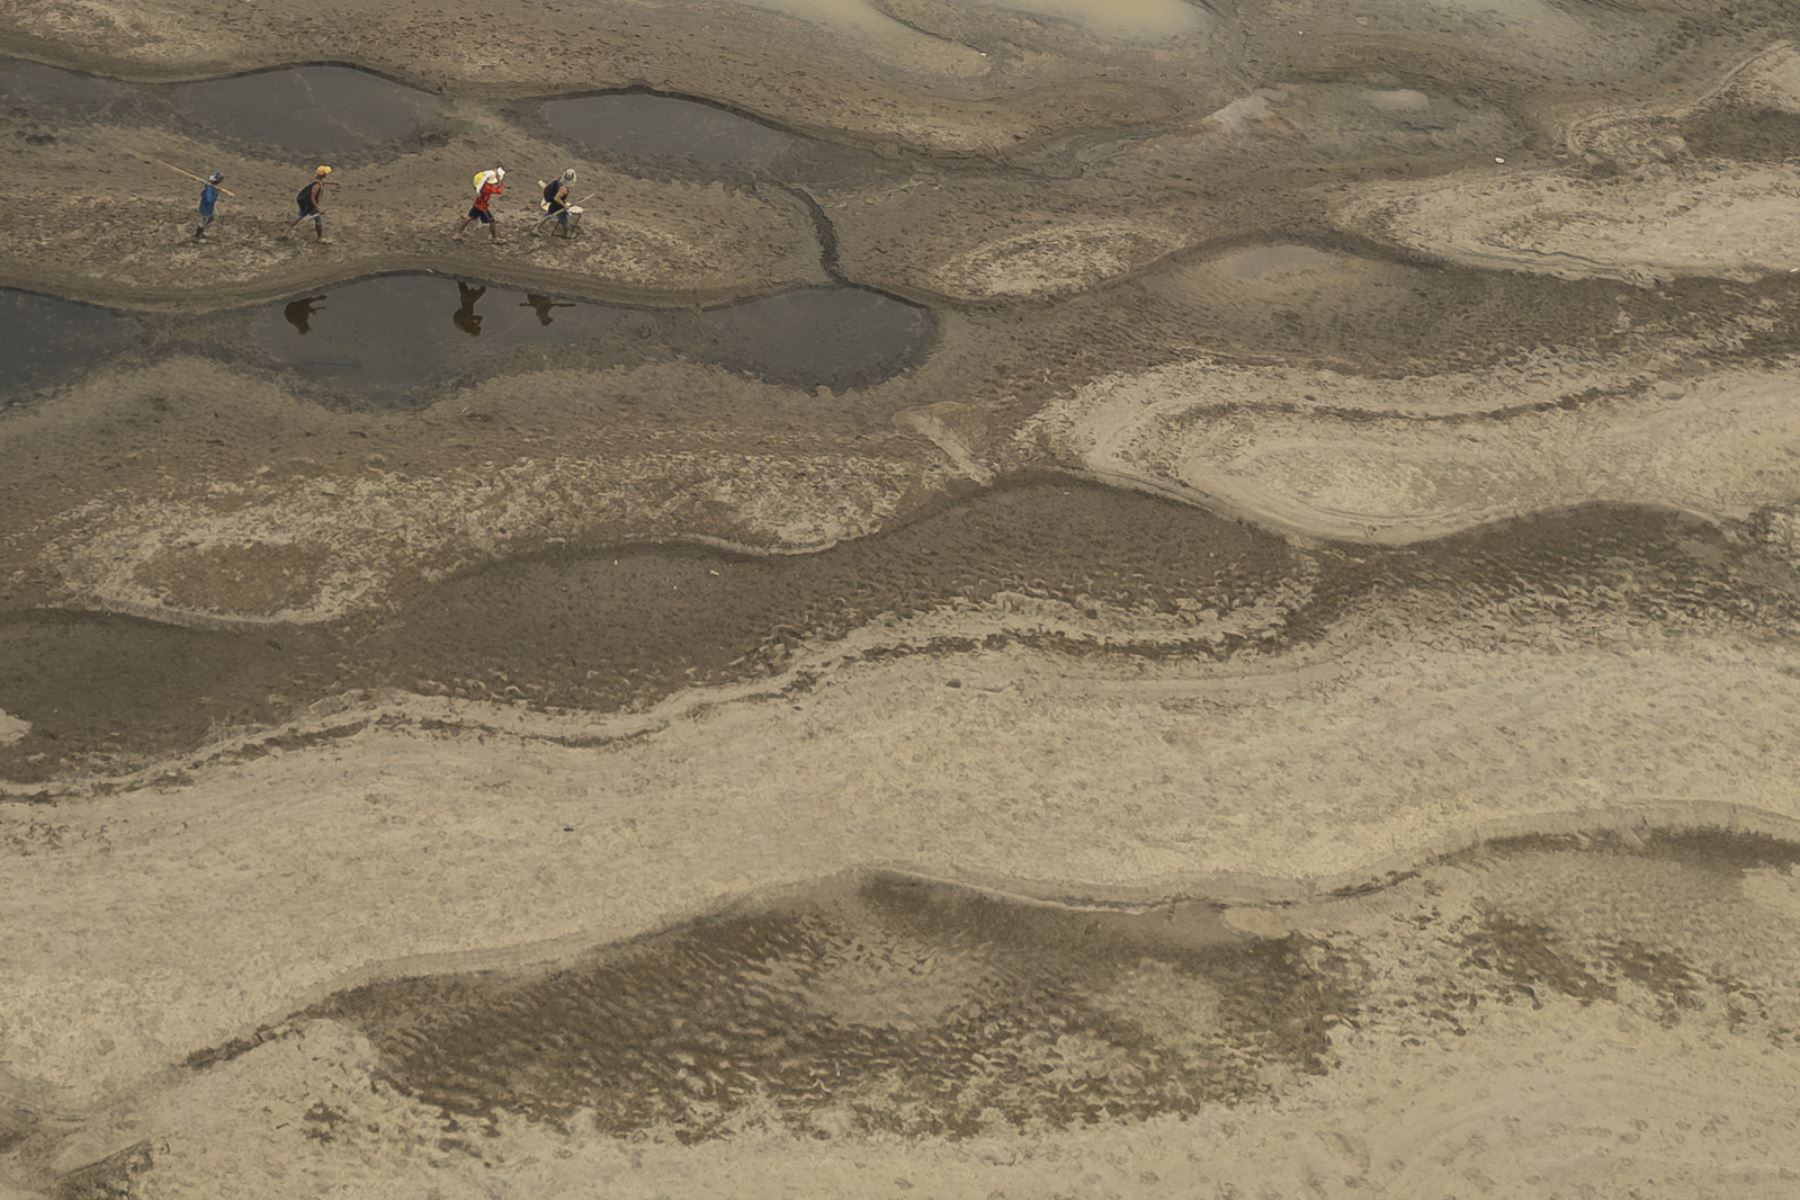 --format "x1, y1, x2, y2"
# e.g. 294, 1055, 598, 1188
314, 214, 329, 243
194, 212, 211, 241
489, 215, 505, 243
